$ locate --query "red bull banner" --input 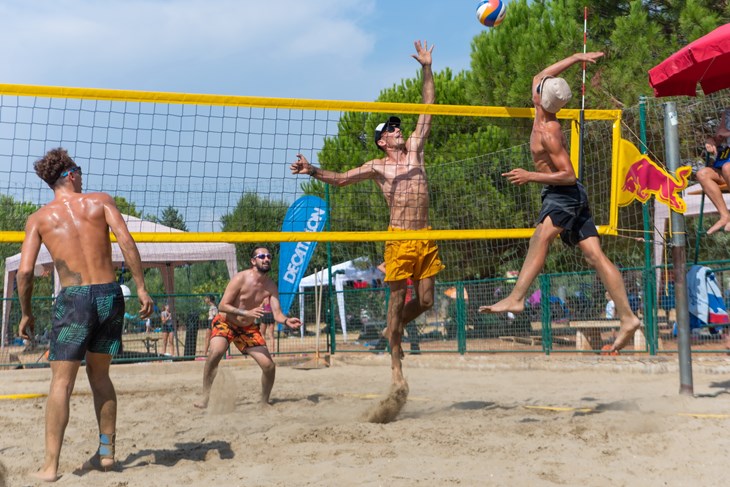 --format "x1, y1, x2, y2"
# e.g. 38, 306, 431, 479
617, 138, 691, 213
